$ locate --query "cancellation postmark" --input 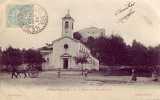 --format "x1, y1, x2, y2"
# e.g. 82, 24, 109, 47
7, 4, 48, 34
